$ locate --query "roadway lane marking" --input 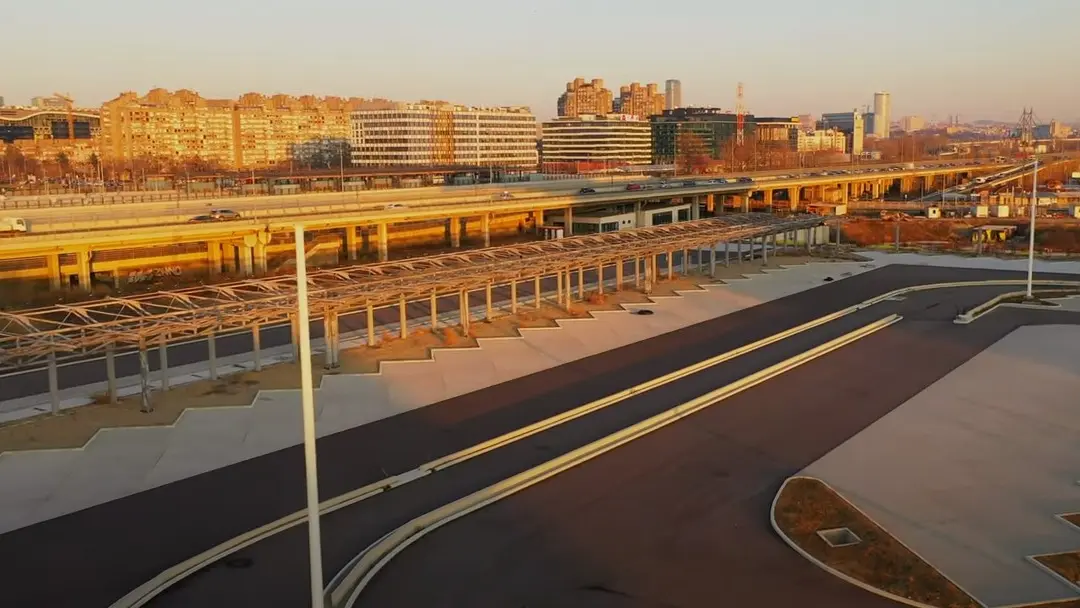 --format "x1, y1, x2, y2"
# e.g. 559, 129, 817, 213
110, 300, 867, 608
328, 314, 903, 608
